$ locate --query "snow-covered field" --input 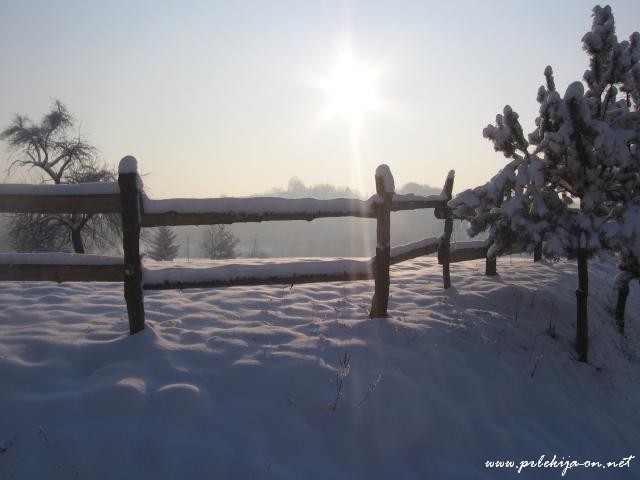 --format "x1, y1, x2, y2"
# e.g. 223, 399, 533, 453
0, 257, 638, 479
